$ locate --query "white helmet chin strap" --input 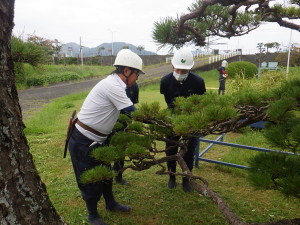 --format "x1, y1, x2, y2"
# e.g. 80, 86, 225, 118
121, 68, 135, 86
